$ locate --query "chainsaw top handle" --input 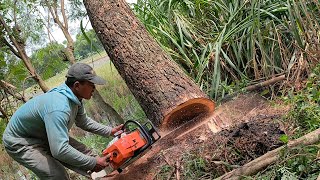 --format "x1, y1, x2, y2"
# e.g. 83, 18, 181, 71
122, 120, 161, 151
